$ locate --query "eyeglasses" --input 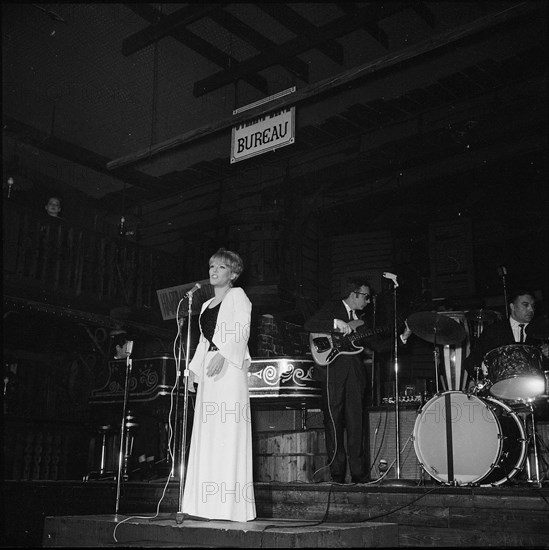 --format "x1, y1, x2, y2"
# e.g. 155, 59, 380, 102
355, 292, 371, 299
